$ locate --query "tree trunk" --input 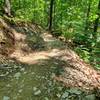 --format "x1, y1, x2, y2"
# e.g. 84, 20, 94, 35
4, 0, 11, 17
85, 0, 91, 31
93, 0, 100, 33
48, 0, 54, 32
